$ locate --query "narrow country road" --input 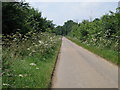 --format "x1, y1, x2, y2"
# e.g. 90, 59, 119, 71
52, 37, 118, 88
